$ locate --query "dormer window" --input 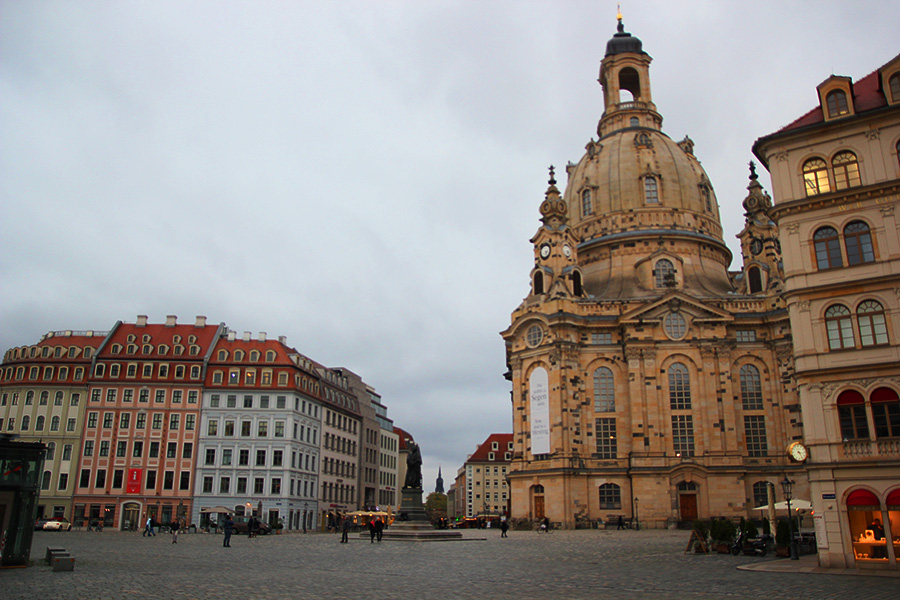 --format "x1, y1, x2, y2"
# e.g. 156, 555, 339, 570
825, 89, 849, 118
654, 259, 675, 288
890, 73, 900, 102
